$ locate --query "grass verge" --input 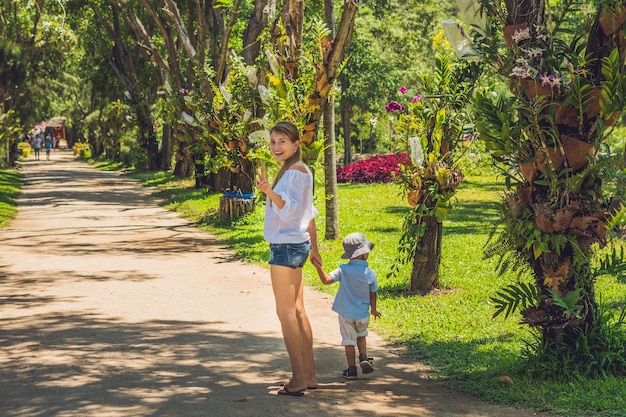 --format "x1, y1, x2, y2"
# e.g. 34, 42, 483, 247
0, 169, 22, 227
126, 168, 625, 417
